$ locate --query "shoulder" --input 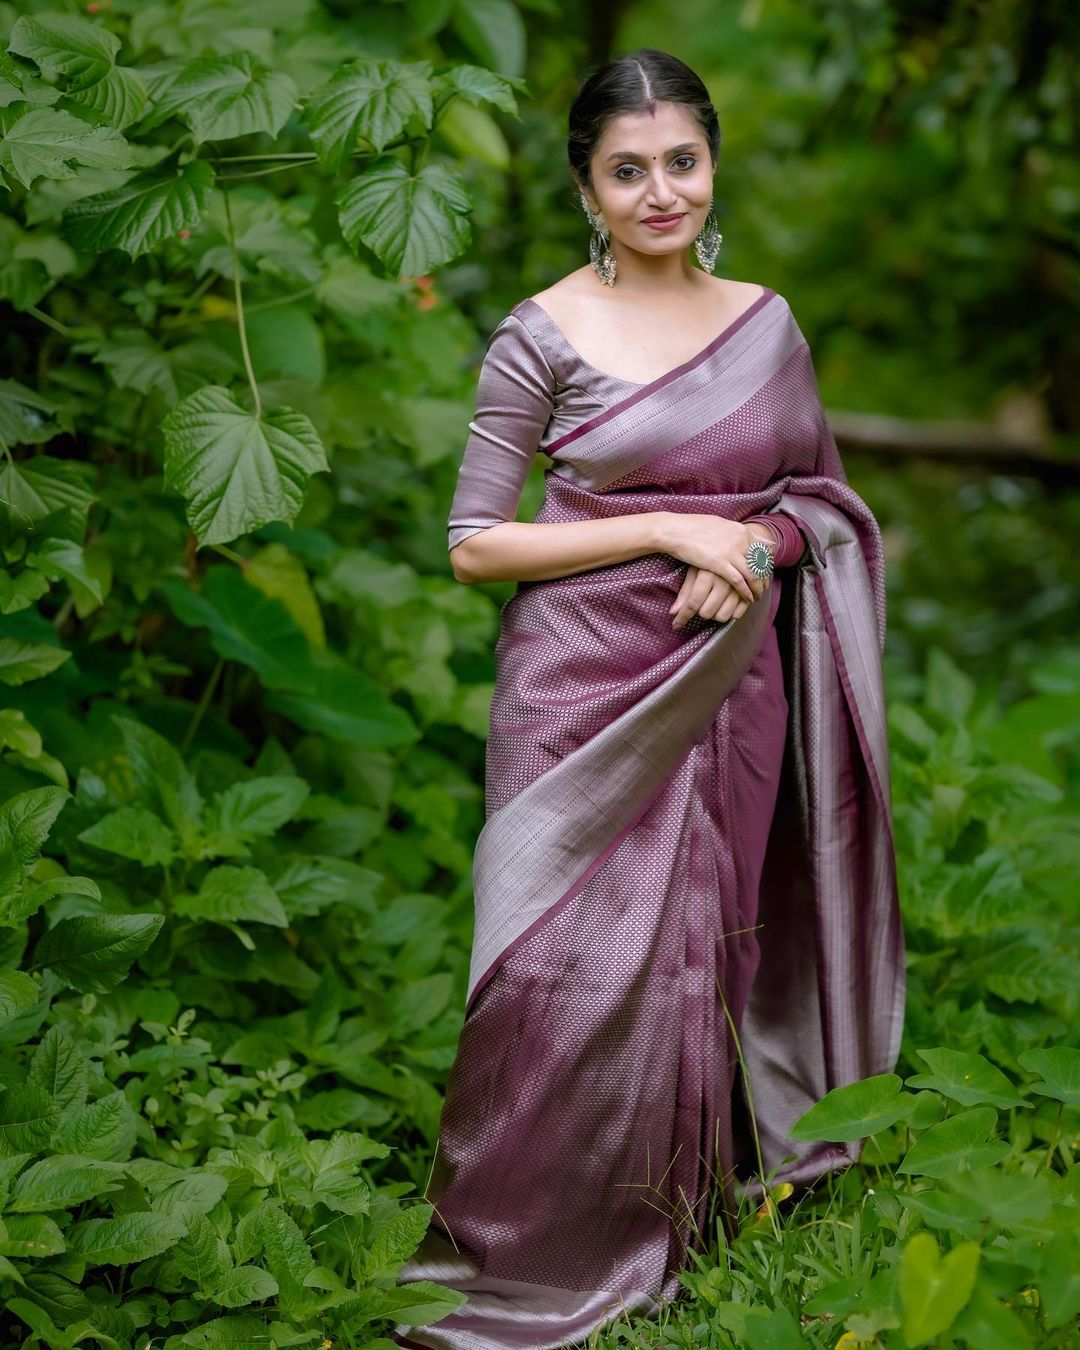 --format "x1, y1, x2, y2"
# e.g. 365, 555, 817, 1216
477, 310, 558, 396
